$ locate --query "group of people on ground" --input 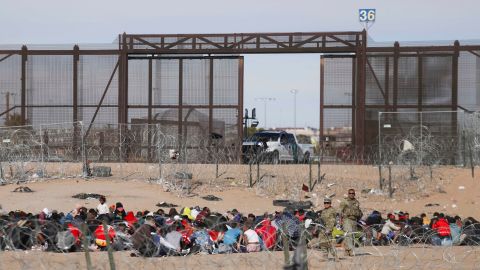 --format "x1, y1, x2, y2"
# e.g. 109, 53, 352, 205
1, 189, 479, 260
